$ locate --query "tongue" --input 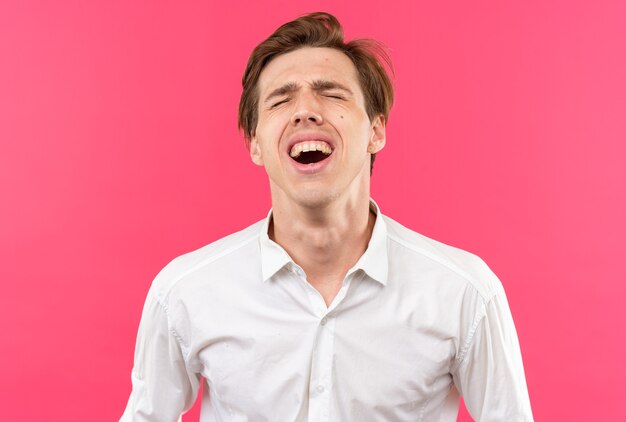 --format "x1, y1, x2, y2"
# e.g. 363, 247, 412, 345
295, 150, 329, 164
